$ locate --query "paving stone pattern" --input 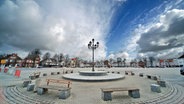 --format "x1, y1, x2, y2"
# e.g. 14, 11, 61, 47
0, 68, 184, 104
3, 86, 55, 104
